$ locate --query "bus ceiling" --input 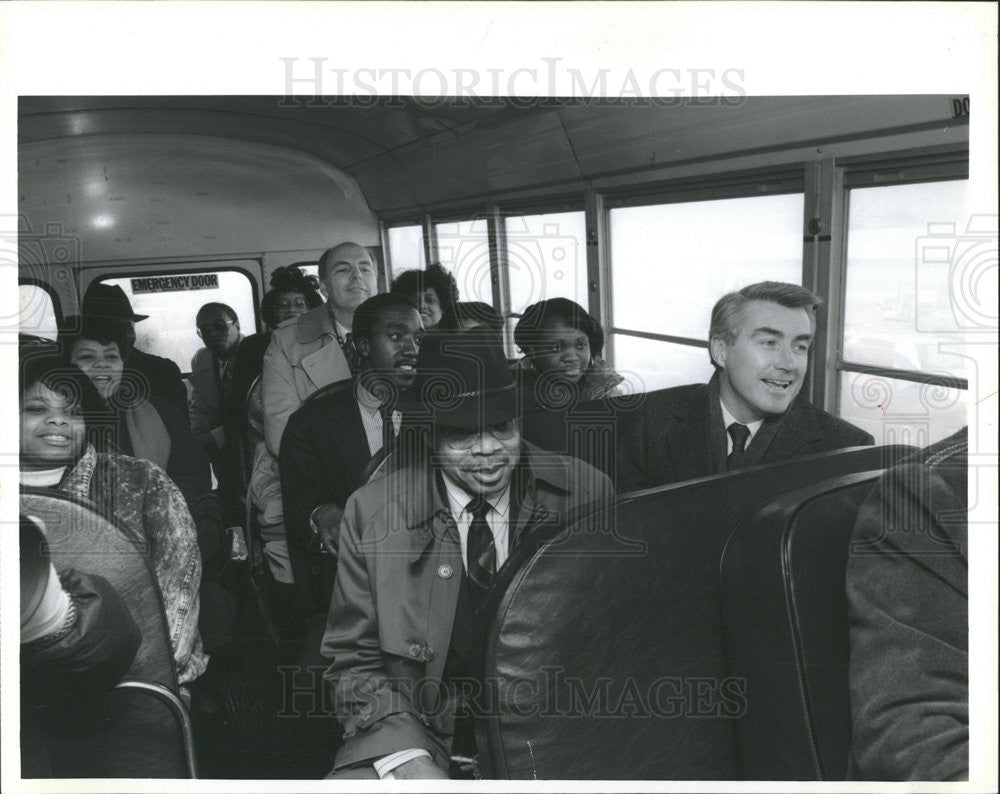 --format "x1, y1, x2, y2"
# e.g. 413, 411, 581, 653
19, 96, 967, 226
